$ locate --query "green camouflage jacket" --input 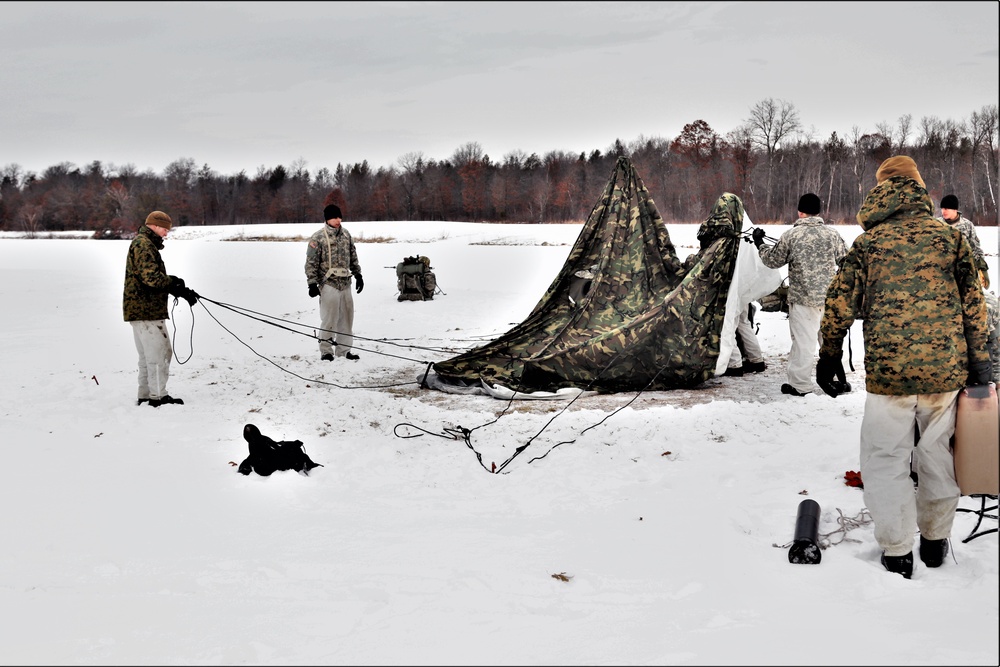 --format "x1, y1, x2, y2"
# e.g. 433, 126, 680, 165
820, 176, 989, 395
758, 216, 848, 307
123, 225, 173, 322
305, 224, 361, 291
